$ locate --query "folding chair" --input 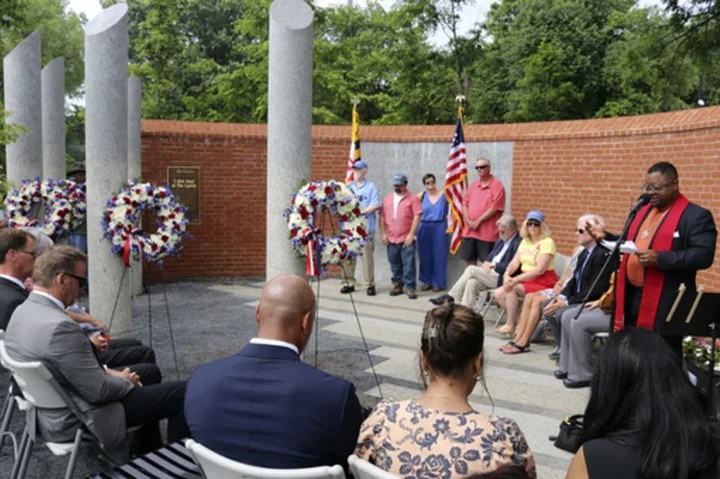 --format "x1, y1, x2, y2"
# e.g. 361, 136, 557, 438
347, 455, 397, 479
0, 339, 122, 479
0, 330, 26, 461
185, 439, 346, 479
